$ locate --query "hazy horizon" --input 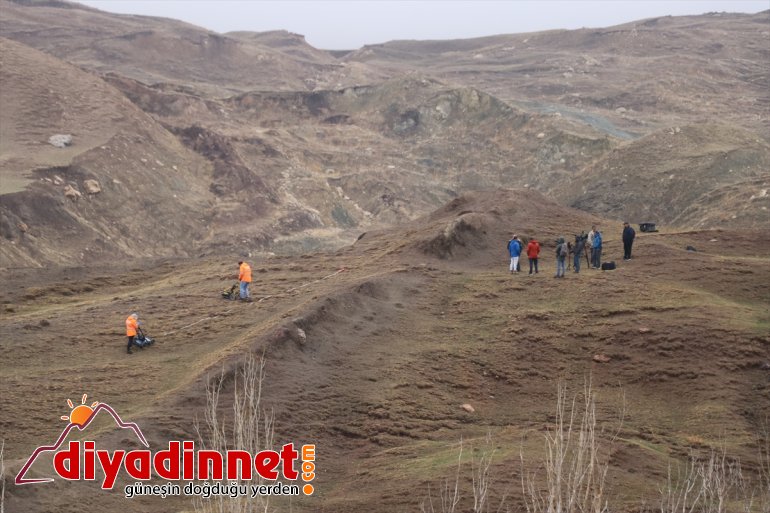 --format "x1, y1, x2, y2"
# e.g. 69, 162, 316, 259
76, 0, 768, 50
